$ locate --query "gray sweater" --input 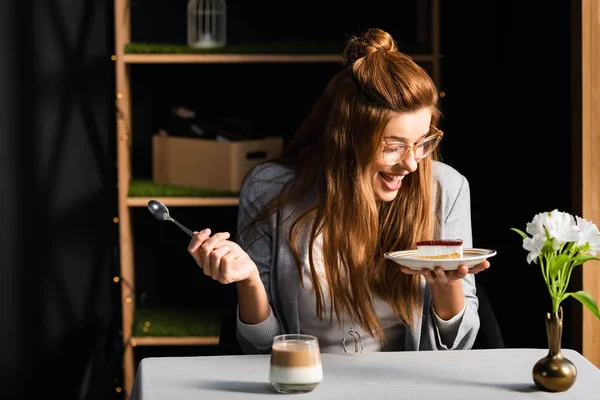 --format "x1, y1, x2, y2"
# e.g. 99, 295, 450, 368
235, 161, 480, 354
